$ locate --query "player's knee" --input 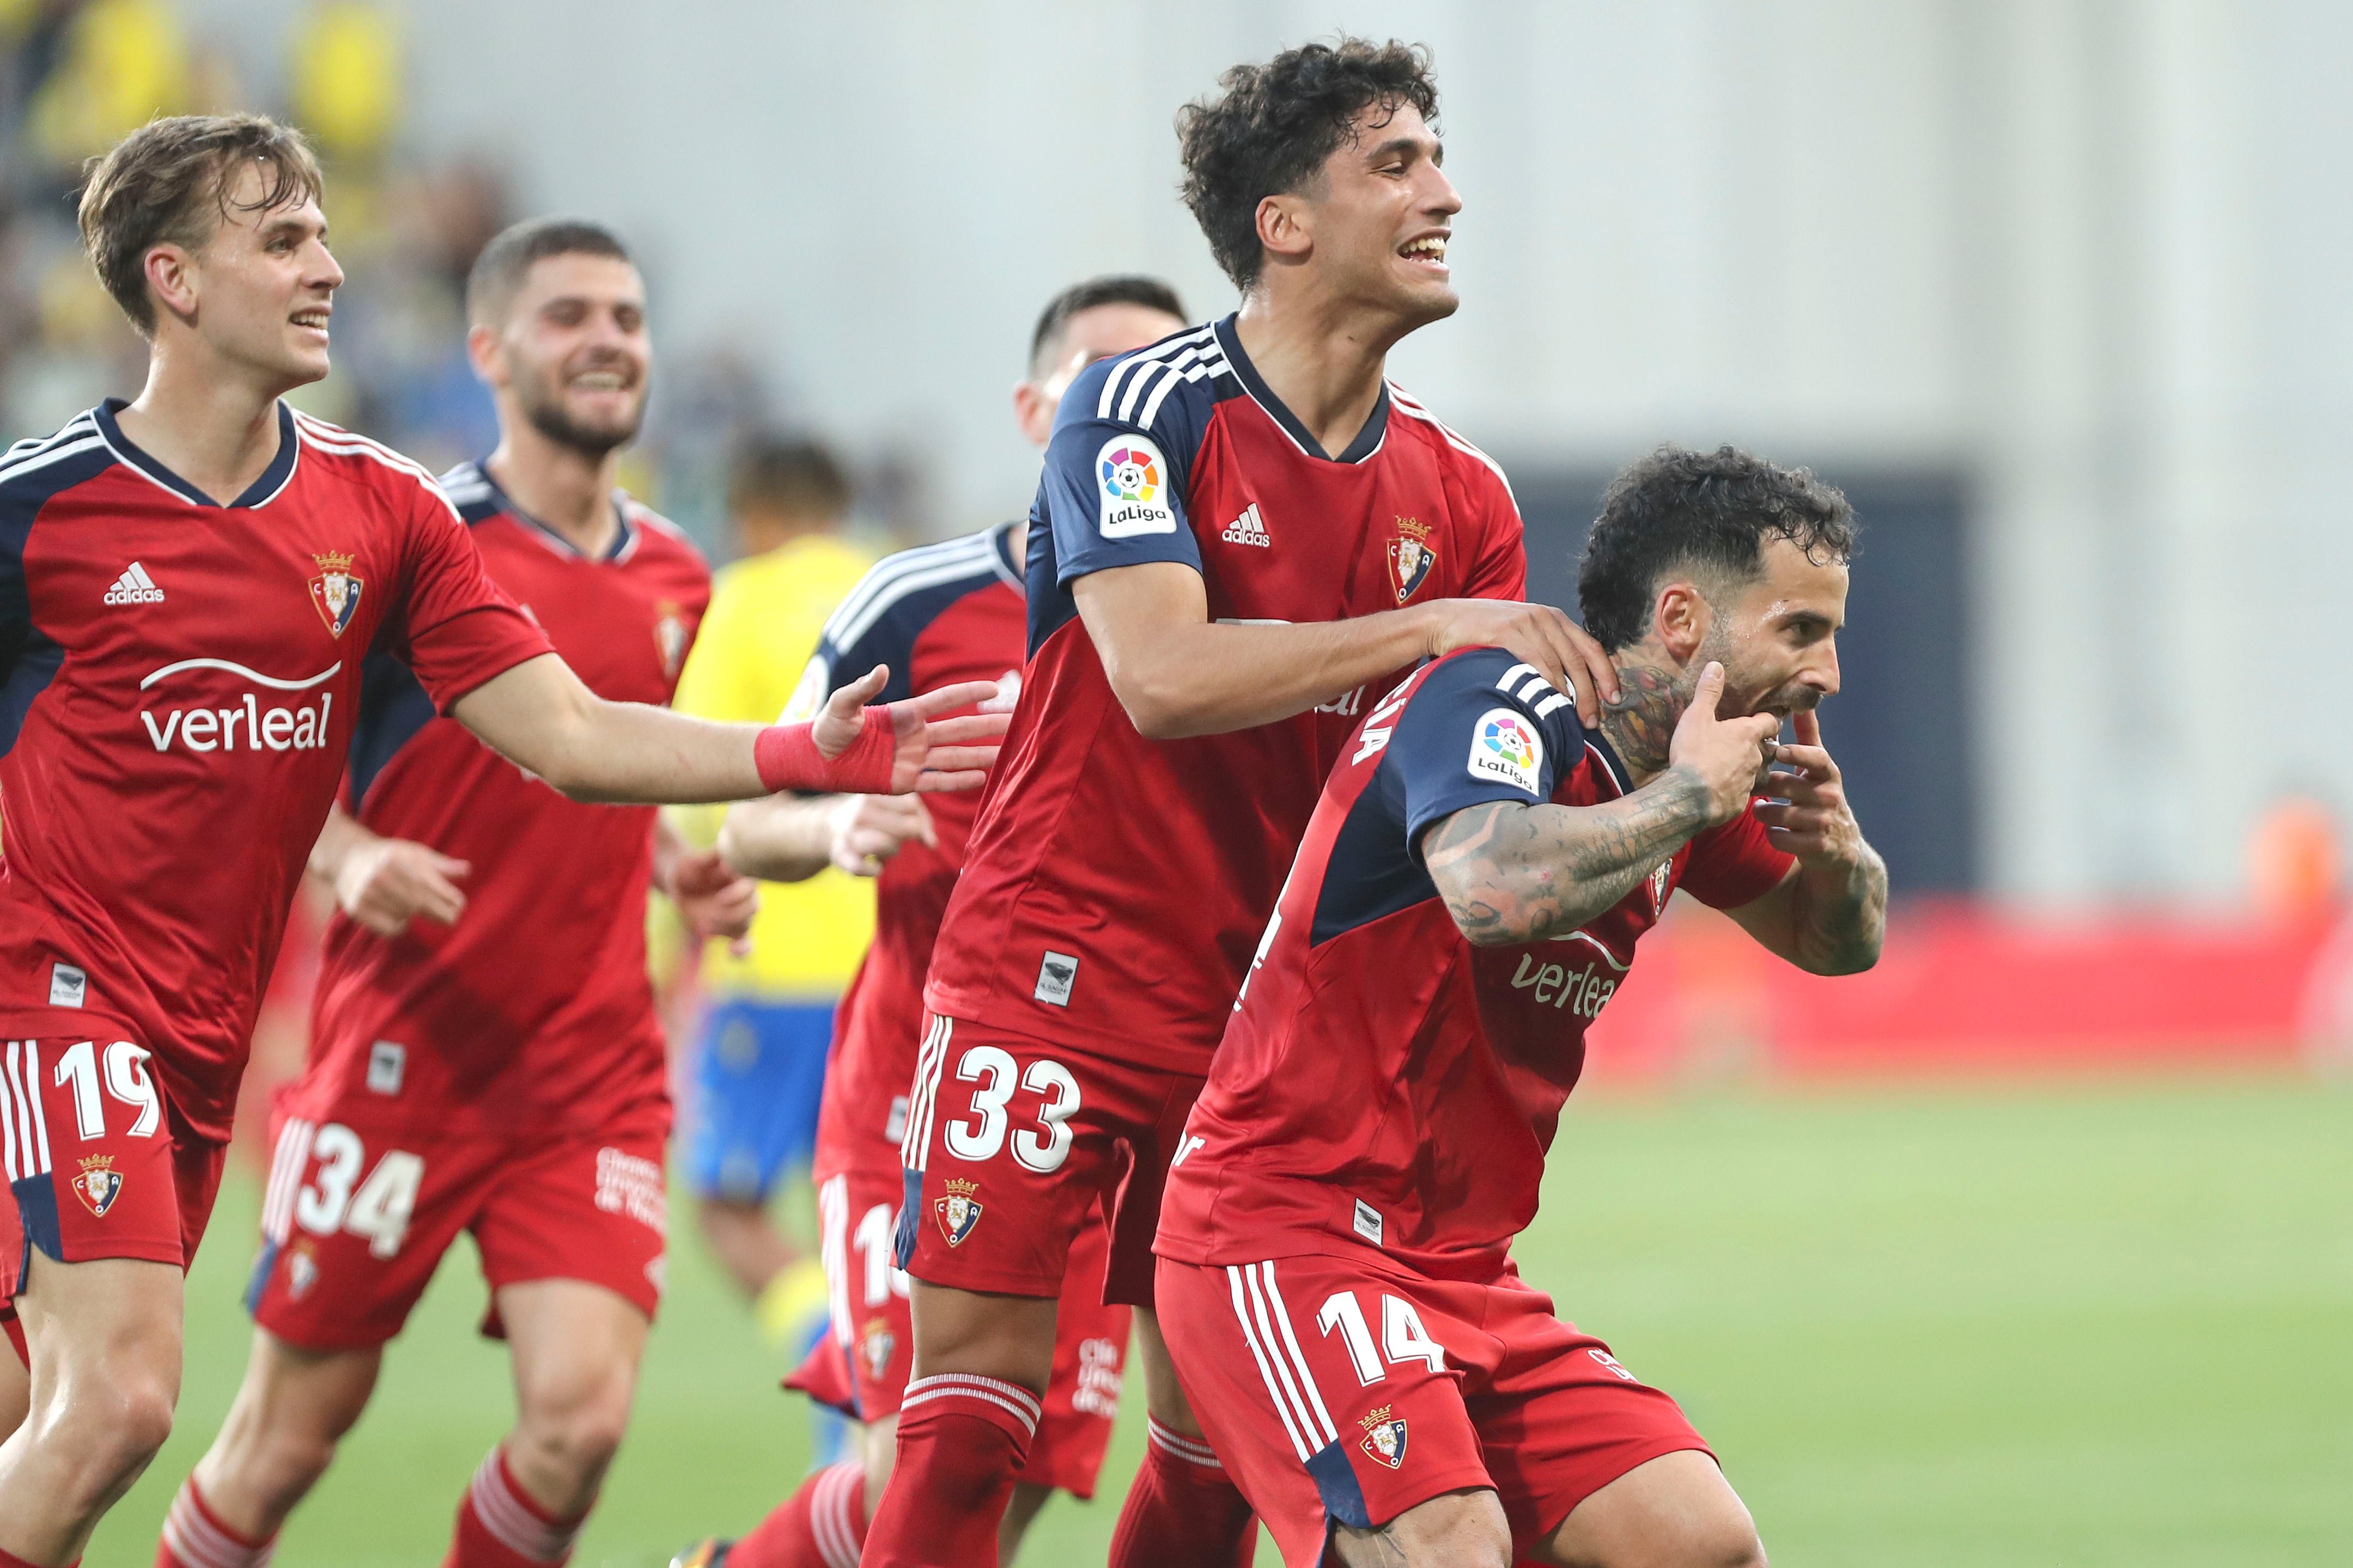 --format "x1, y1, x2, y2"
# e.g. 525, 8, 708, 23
40, 1374, 175, 1498
1650, 1505, 1765, 1568
516, 1377, 633, 1483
